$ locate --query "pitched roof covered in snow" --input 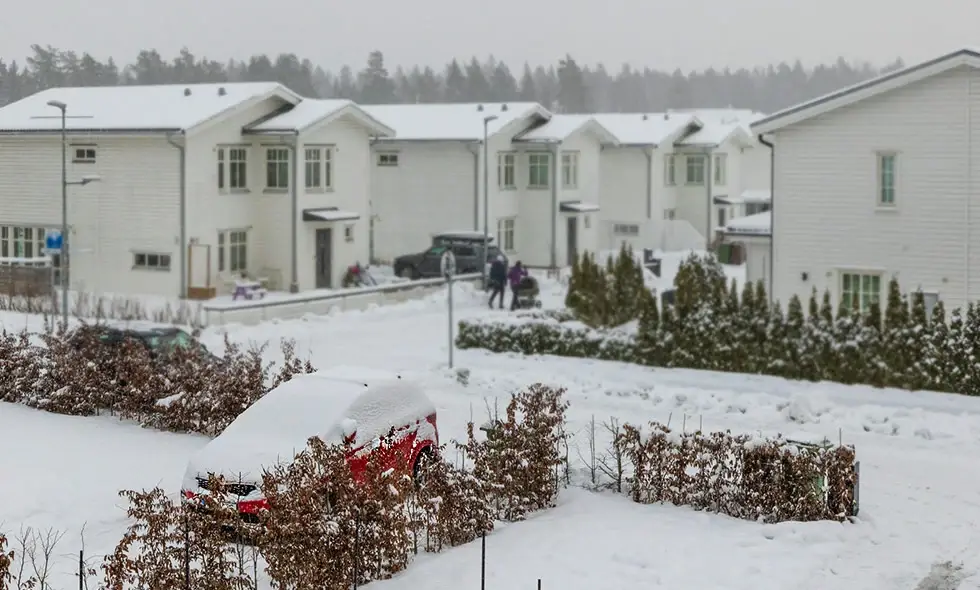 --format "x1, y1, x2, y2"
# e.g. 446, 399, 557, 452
753, 47, 980, 134
515, 114, 619, 144
0, 82, 299, 133
724, 211, 771, 236
360, 102, 549, 141
246, 99, 395, 136
674, 109, 766, 146
591, 112, 700, 146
